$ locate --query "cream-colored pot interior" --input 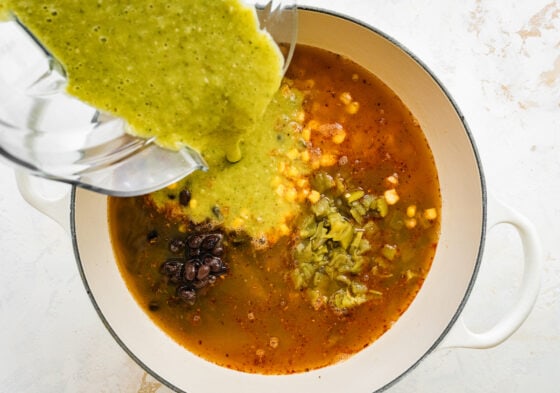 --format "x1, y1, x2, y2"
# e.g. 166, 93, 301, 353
72, 8, 485, 393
